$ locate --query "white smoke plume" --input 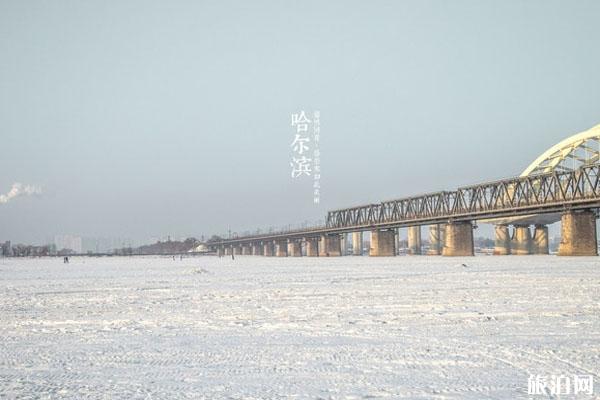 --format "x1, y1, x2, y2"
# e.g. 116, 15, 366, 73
0, 183, 42, 204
